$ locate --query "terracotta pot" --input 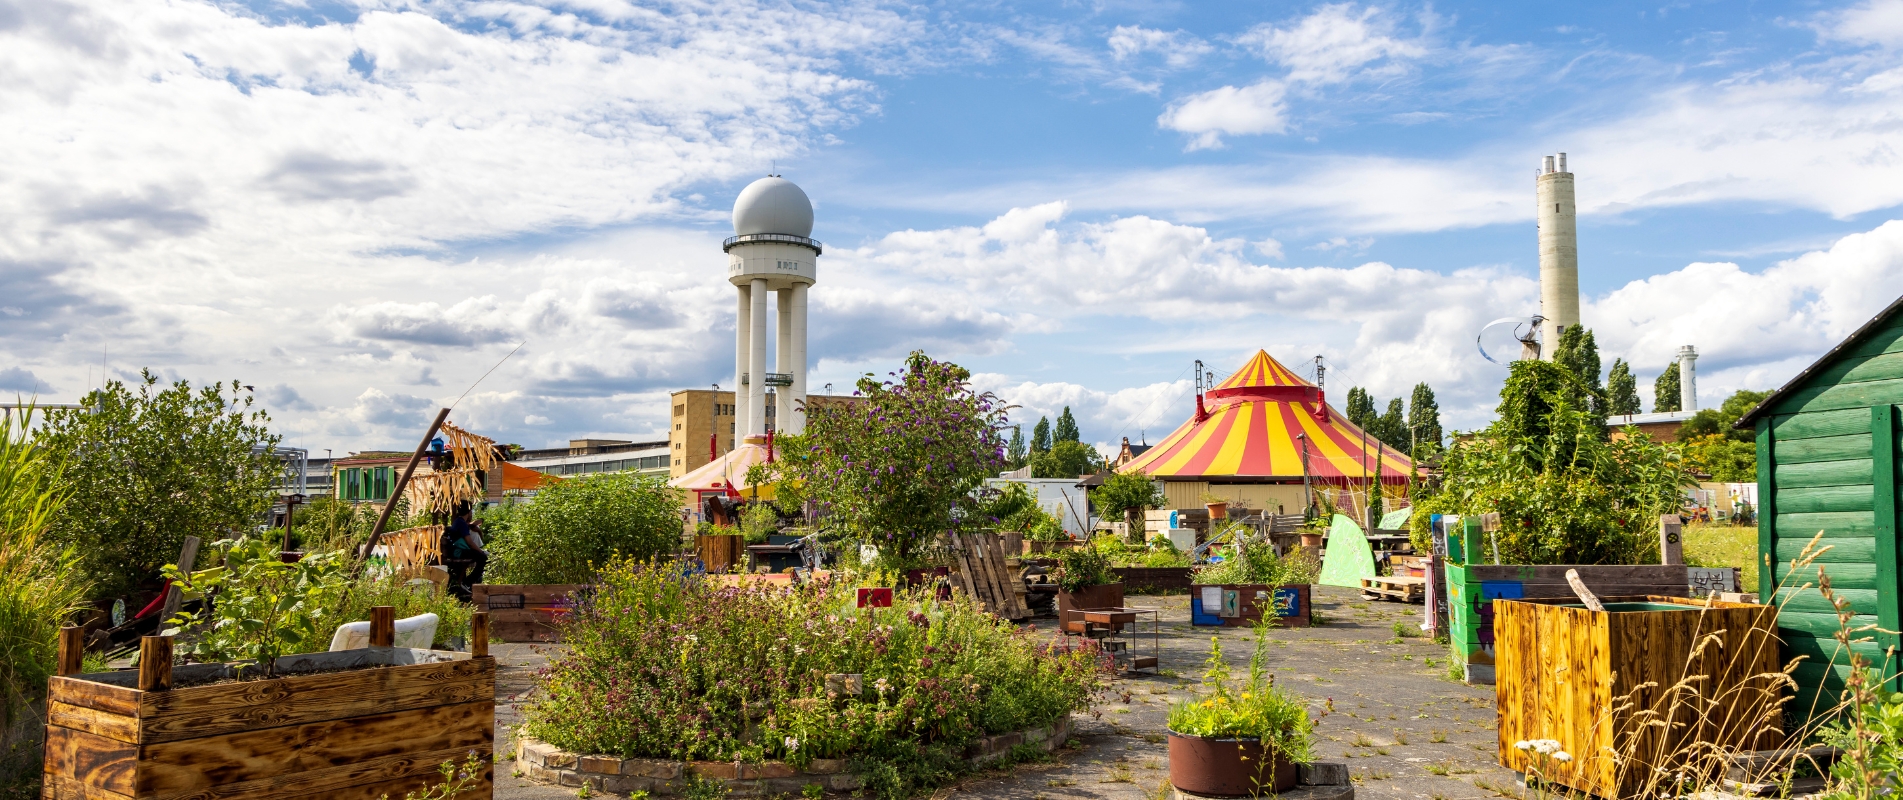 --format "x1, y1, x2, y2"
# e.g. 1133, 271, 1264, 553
1299, 533, 1323, 547
1167, 733, 1297, 796
1206, 501, 1229, 520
